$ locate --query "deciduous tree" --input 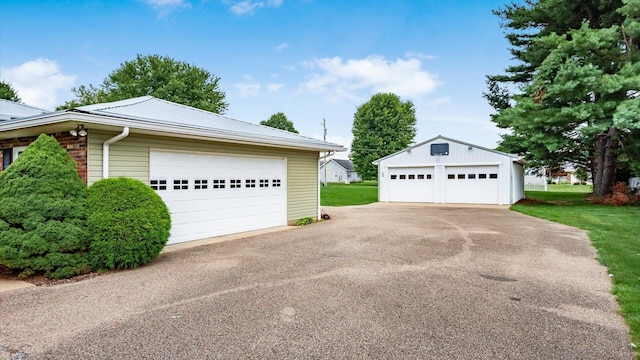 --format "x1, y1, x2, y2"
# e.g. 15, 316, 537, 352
58, 54, 228, 114
350, 93, 416, 180
260, 112, 299, 133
